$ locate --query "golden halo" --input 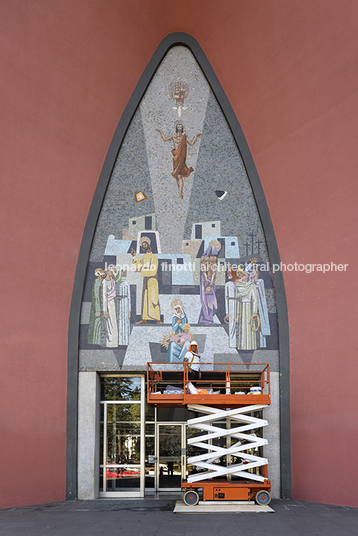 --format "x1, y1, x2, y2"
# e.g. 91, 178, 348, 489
139, 236, 151, 246
171, 298, 183, 309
